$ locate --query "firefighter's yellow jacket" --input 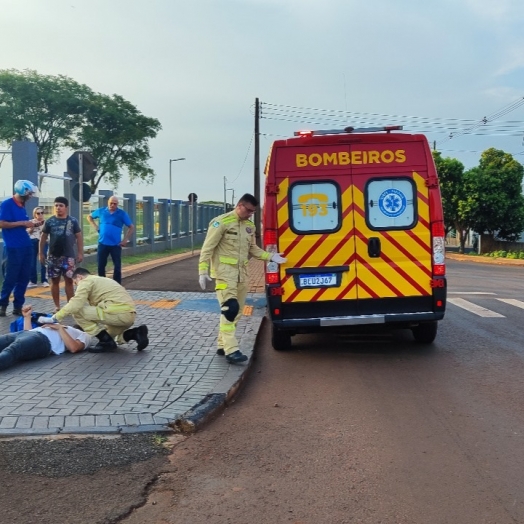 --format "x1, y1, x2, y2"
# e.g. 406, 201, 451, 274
199, 210, 271, 283
54, 275, 136, 322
